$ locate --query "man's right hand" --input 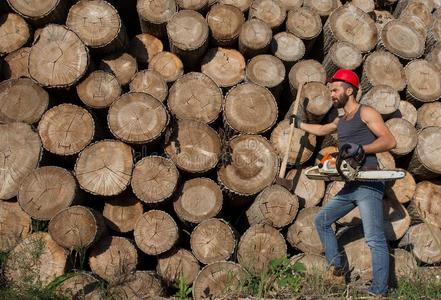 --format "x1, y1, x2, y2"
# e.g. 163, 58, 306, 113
289, 114, 302, 128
